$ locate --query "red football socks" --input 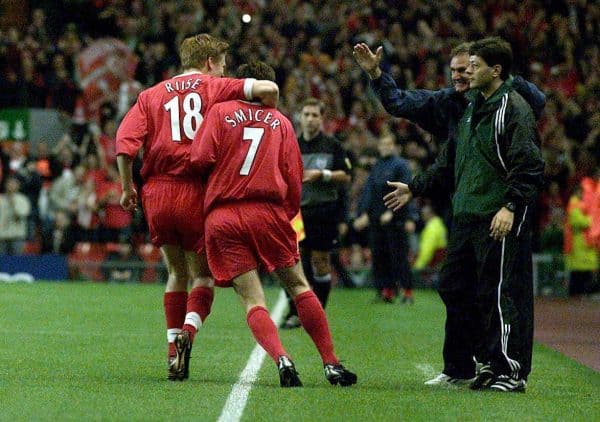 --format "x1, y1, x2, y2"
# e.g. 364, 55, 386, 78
294, 290, 339, 365
246, 306, 288, 363
164, 291, 188, 356
182, 286, 214, 343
